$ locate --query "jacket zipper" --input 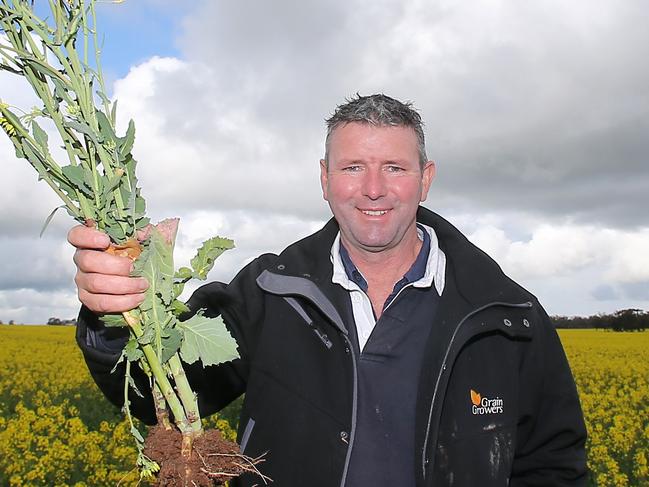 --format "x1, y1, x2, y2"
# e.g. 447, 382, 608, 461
420, 300, 533, 481
339, 334, 359, 487
254, 270, 360, 487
